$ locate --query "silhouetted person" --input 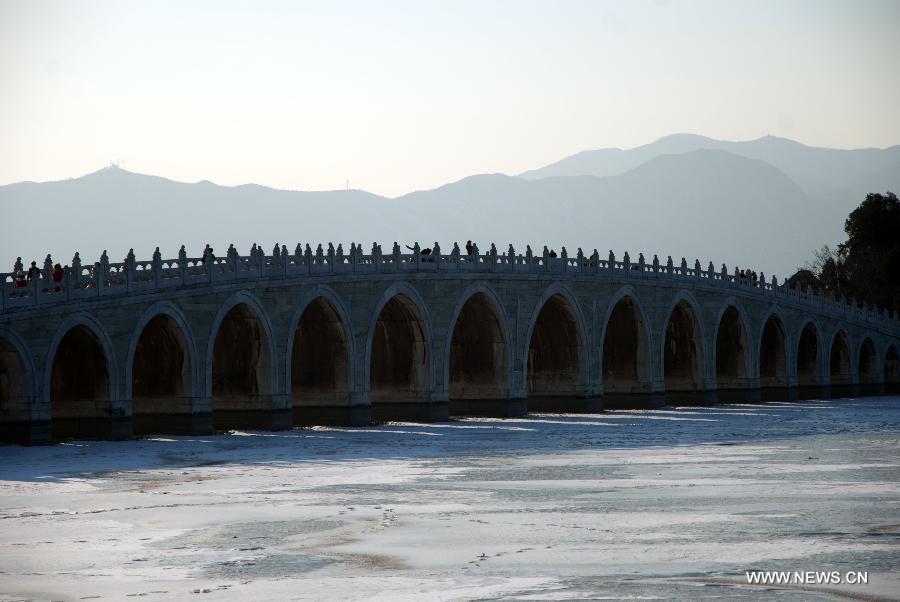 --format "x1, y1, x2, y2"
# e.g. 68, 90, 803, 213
466, 240, 474, 256
549, 249, 558, 258
406, 244, 433, 261
51, 263, 64, 292
26, 261, 40, 282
